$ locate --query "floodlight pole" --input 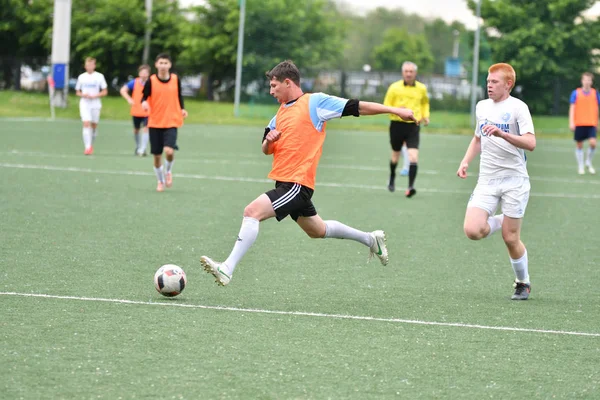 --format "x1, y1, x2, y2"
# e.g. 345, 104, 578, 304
470, 0, 481, 128
233, 0, 246, 117
143, 0, 153, 64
